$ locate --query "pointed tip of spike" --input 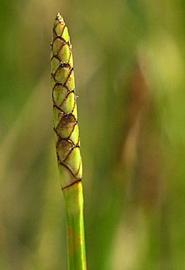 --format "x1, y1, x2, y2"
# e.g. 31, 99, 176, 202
56, 12, 64, 23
